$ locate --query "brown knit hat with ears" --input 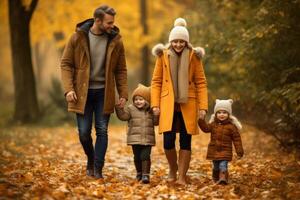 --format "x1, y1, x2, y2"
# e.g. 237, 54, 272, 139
132, 84, 151, 103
